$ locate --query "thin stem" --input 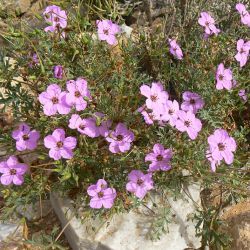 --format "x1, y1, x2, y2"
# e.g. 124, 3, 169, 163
31, 162, 59, 168
55, 214, 74, 242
